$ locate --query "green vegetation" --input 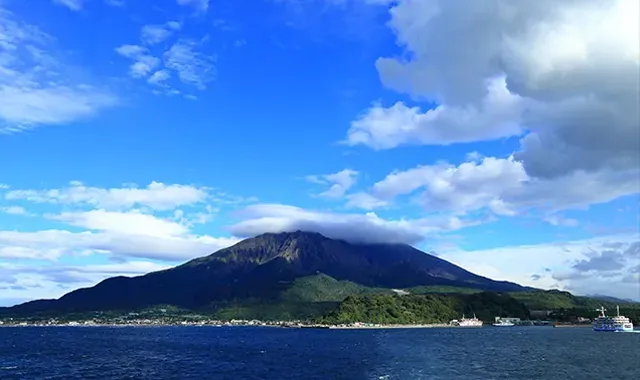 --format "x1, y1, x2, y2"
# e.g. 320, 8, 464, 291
3, 270, 638, 324
209, 301, 337, 321
408, 285, 483, 295
508, 290, 640, 320
317, 292, 530, 325
197, 274, 391, 320
509, 289, 605, 310
281, 274, 392, 302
